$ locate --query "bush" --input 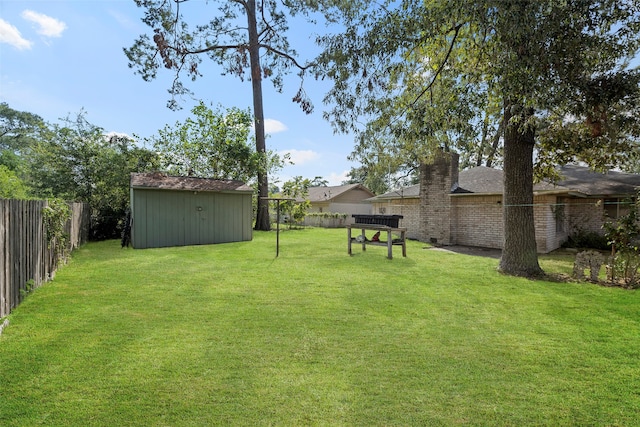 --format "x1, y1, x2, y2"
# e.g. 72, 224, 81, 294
303, 212, 348, 228
563, 230, 610, 250
305, 212, 348, 220
606, 251, 640, 289
602, 194, 640, 288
